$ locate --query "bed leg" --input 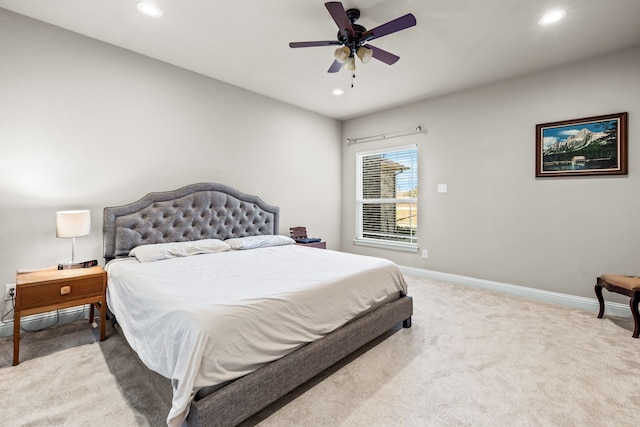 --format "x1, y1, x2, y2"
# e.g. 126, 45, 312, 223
108, 311, 118, 328
403, 316, 412, 328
